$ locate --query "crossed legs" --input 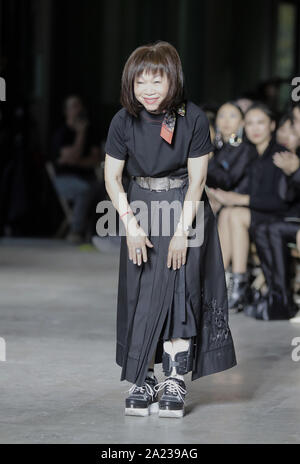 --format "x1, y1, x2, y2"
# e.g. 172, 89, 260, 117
218, 206, 251, 273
